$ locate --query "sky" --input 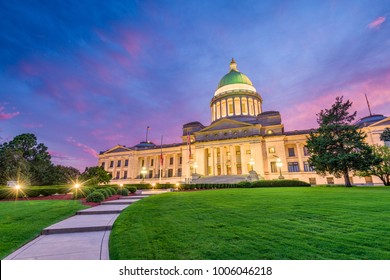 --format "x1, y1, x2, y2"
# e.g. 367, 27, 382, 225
1, 0, 390, 171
